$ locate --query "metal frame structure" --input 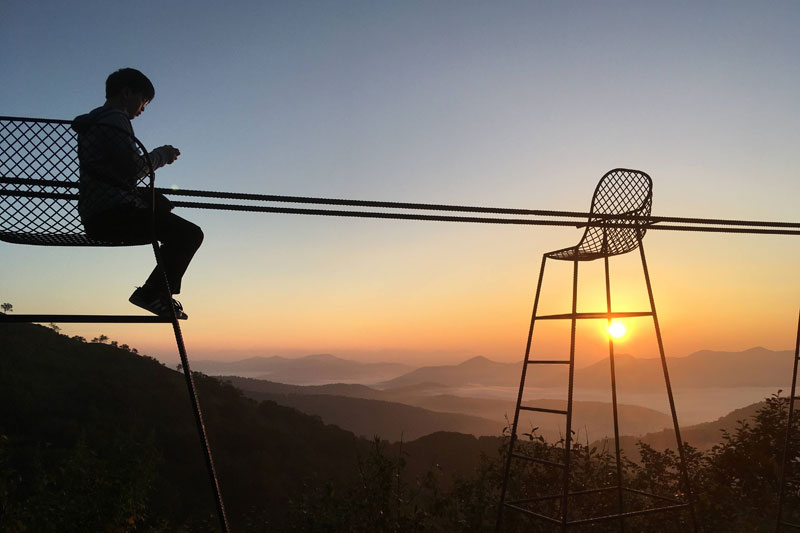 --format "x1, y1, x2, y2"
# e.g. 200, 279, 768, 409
0, 116, 229, 532
777, 311, 800, 530
496, 169, 697, 531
